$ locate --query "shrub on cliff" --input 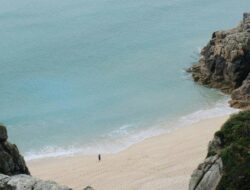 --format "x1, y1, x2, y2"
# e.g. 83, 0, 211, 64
209, 110, 250, 190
